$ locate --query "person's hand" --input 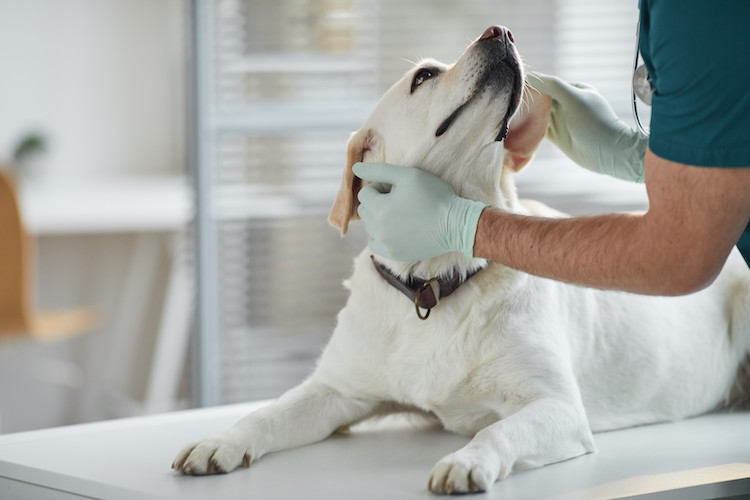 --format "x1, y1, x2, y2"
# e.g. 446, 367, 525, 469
353, 162, 487, 261
528, 72, 647, 183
